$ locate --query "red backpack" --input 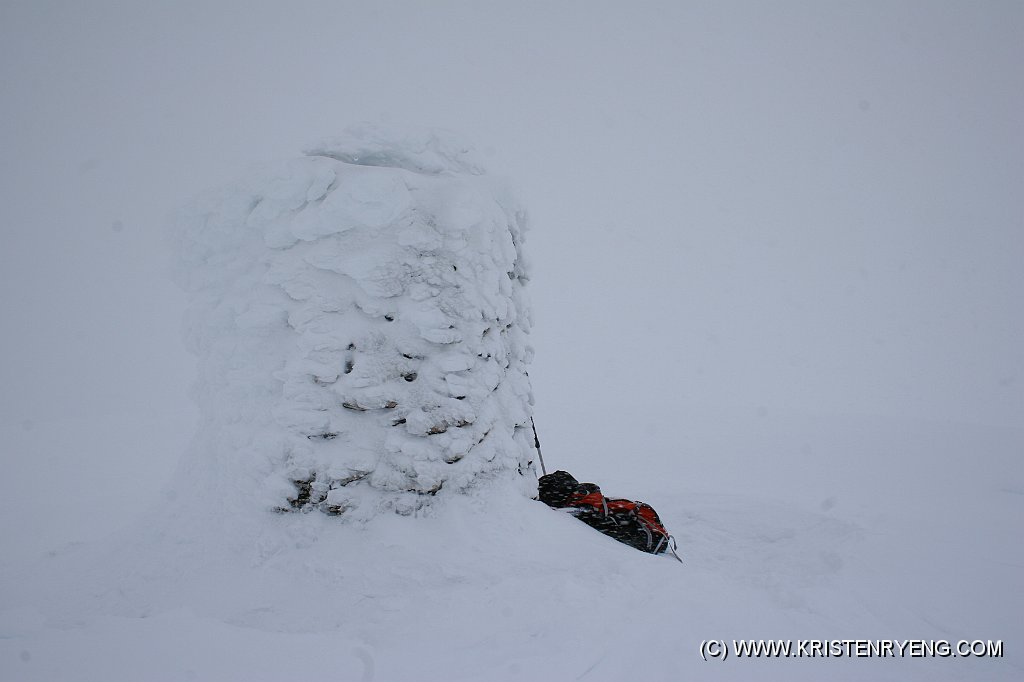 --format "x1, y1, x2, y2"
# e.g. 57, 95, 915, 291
539, 471, 682, 561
